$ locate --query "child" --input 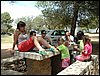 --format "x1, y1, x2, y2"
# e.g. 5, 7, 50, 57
57, 37, 70, 69
75, 35, 92, 61
74, 31, 84, 55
